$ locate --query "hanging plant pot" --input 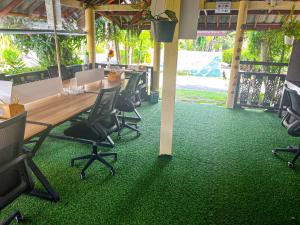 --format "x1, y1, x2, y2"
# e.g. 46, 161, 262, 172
284, 35, 294, 45
152, 20, 177, 43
